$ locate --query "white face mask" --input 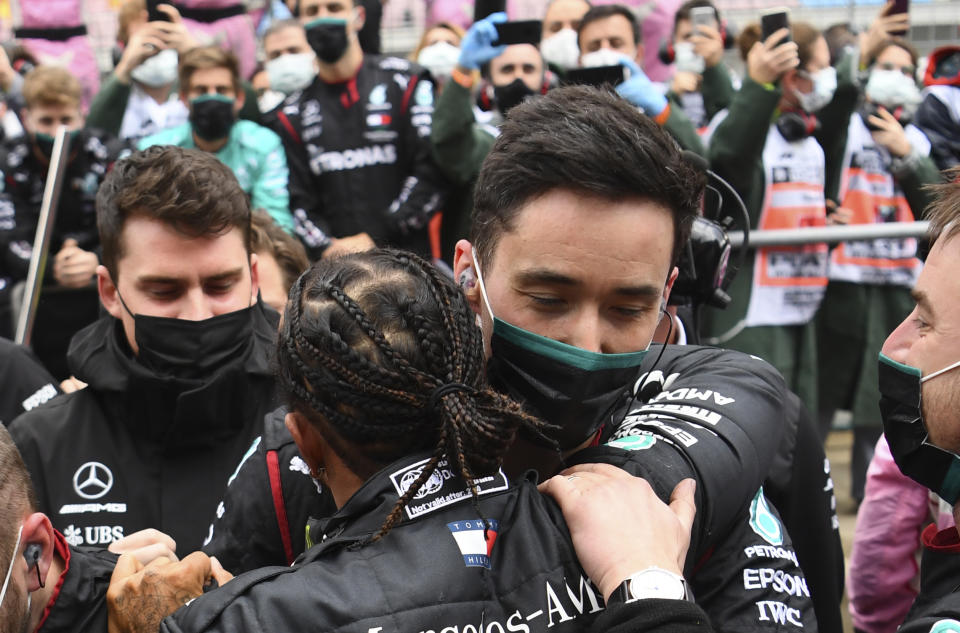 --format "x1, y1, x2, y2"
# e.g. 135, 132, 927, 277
540, 28, 580, 71
266, 52, 317, 95
673, 41, 705, 75
416, 41, 461, 81
258, 89, 286, 113
795, 66, 837, 113
581, 48, 632, 72
130, 48, 179, 88
865, 68, 922, 110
